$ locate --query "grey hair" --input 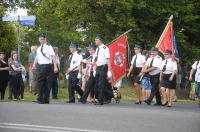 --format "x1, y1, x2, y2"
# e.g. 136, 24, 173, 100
53, 47, 58, 50
31, 46, 34, 51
